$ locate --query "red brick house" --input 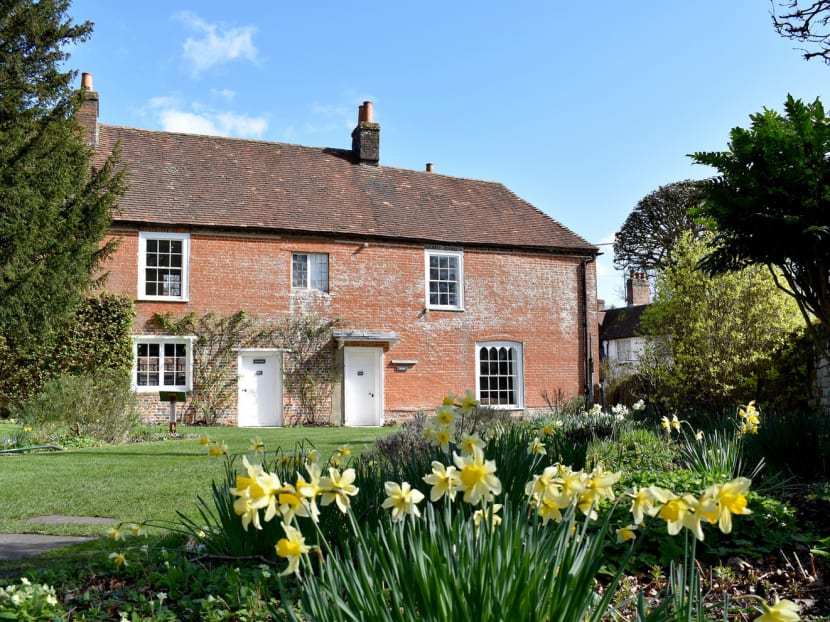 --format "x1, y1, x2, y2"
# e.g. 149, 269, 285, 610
80, 74, 600, 427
